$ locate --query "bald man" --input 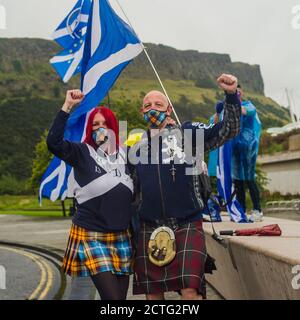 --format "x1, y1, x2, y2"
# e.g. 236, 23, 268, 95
131, 74, 241, 300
